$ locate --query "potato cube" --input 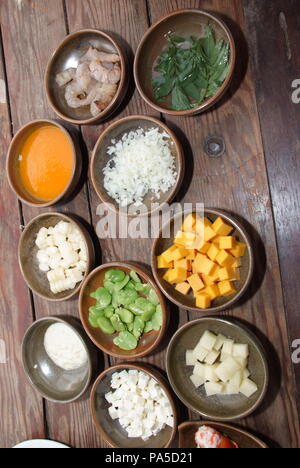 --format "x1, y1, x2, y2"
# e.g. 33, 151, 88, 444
230, 242, 247, 258
204, 225, 217, 242
207, 244, 220, 262
204, 364, 219, 383
216, 250, 236, 268
222, 339, 234, 356
193, 343, 209, 362
175, 282, 191, 295
214, 334, 227, 351
187, 274, 205, 292
157, 255, 173, 269
203, 284, 220, 301
239, 378, 258, 398
194, 362, 206, 378
212, 217, 234, 236
219, 236, 236, 250
205, 381, 224, 396
204, 350, 220, 365
190, 374, 205, 388
161, 245, 177, 263
186, 350, 197, 366
196, 293, 211, 309
218, 280, 237, 297
216, 357, 241, 383
233, 343, 249, 359
199, 330, 217, 351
